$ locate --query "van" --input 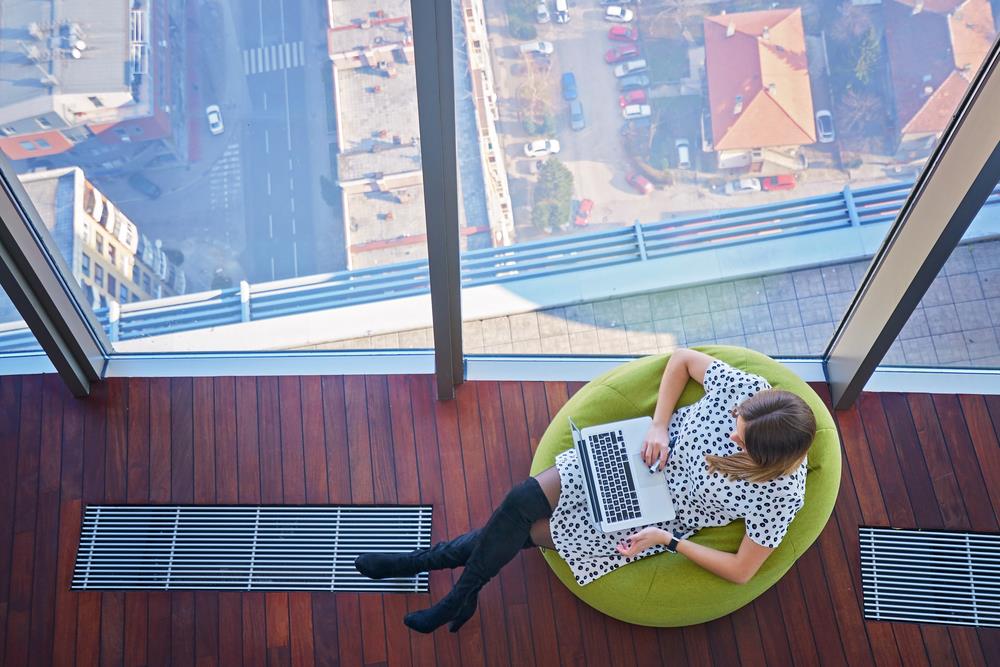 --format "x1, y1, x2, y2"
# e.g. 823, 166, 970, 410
554, 0, 570, 23
675, 139, 691, 169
